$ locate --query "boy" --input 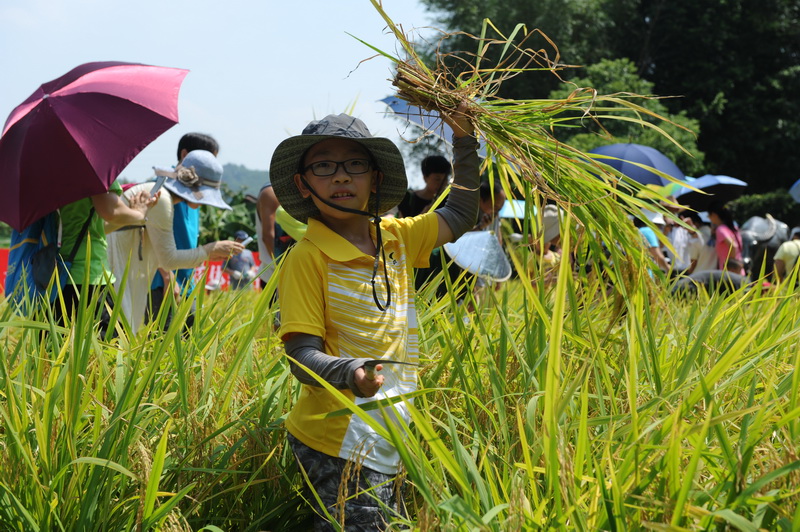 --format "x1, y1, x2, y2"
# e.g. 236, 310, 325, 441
271, 110, 479, 530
